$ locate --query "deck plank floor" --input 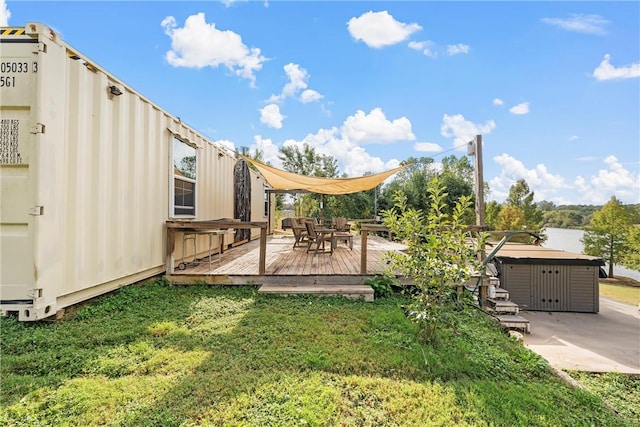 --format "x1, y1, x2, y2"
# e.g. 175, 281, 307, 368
180, 234, 406, 276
